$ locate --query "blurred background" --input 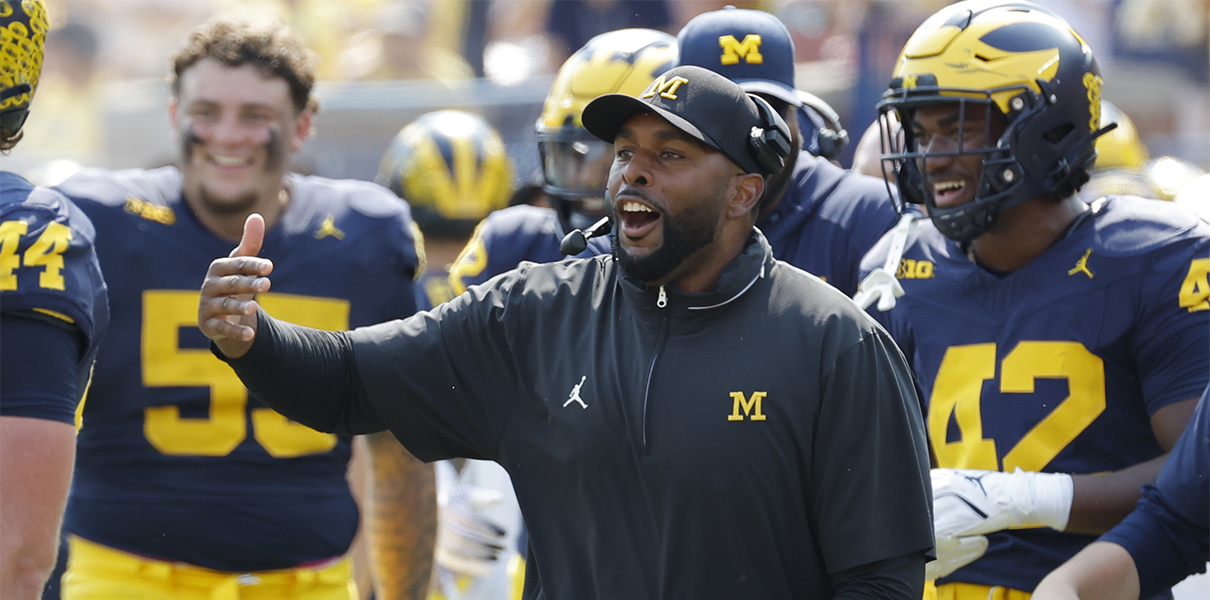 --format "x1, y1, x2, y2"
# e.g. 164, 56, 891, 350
3, 0, 1208, 195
